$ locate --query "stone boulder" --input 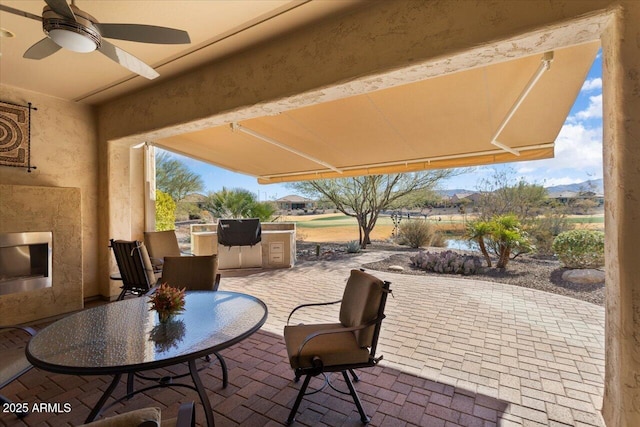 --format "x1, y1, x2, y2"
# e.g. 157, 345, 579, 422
562, 269, 605, 285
